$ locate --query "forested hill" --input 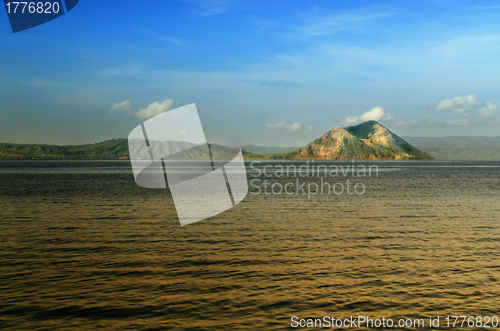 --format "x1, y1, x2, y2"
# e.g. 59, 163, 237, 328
0, 139, 129, 159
